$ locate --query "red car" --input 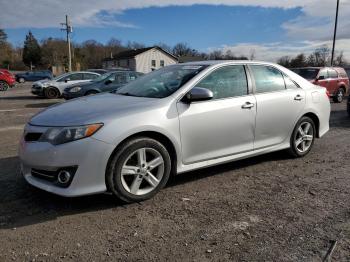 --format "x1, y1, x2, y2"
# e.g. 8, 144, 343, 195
292, 67, 349, 103
0, 69, 16, 91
